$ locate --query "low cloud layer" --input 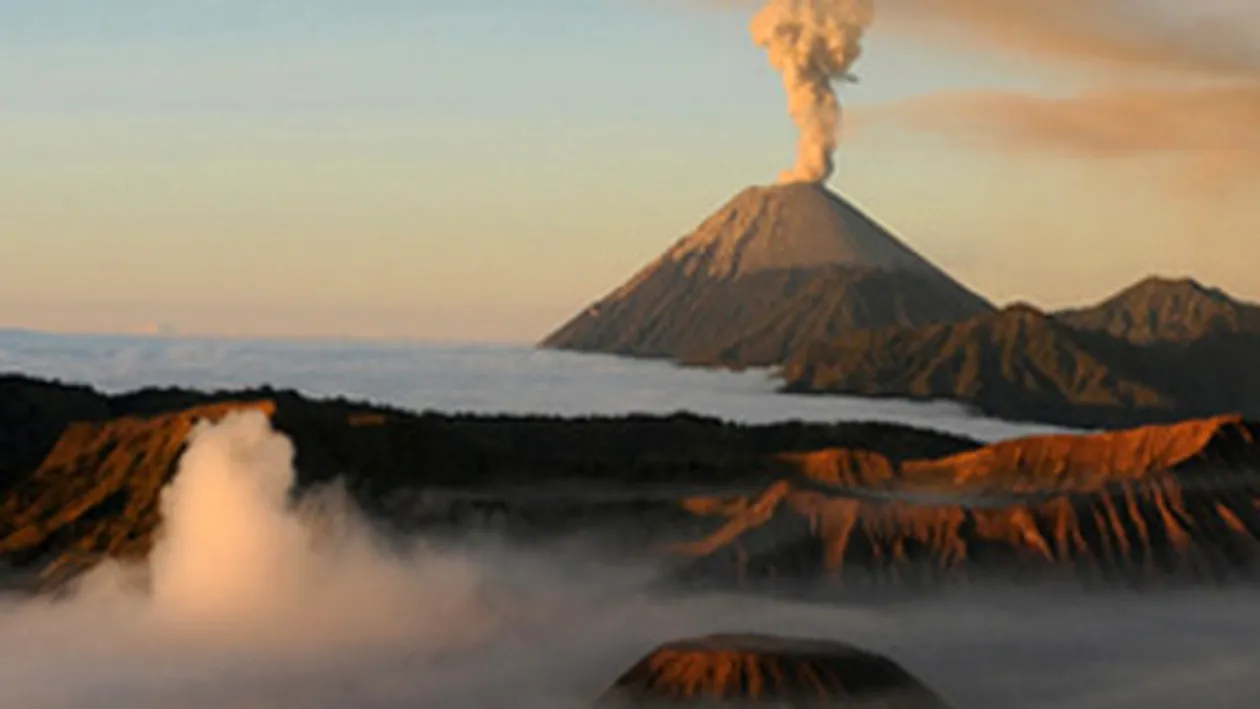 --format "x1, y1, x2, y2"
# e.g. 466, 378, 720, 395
1, 411, 1260, 707
0, 330, 1072, 442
